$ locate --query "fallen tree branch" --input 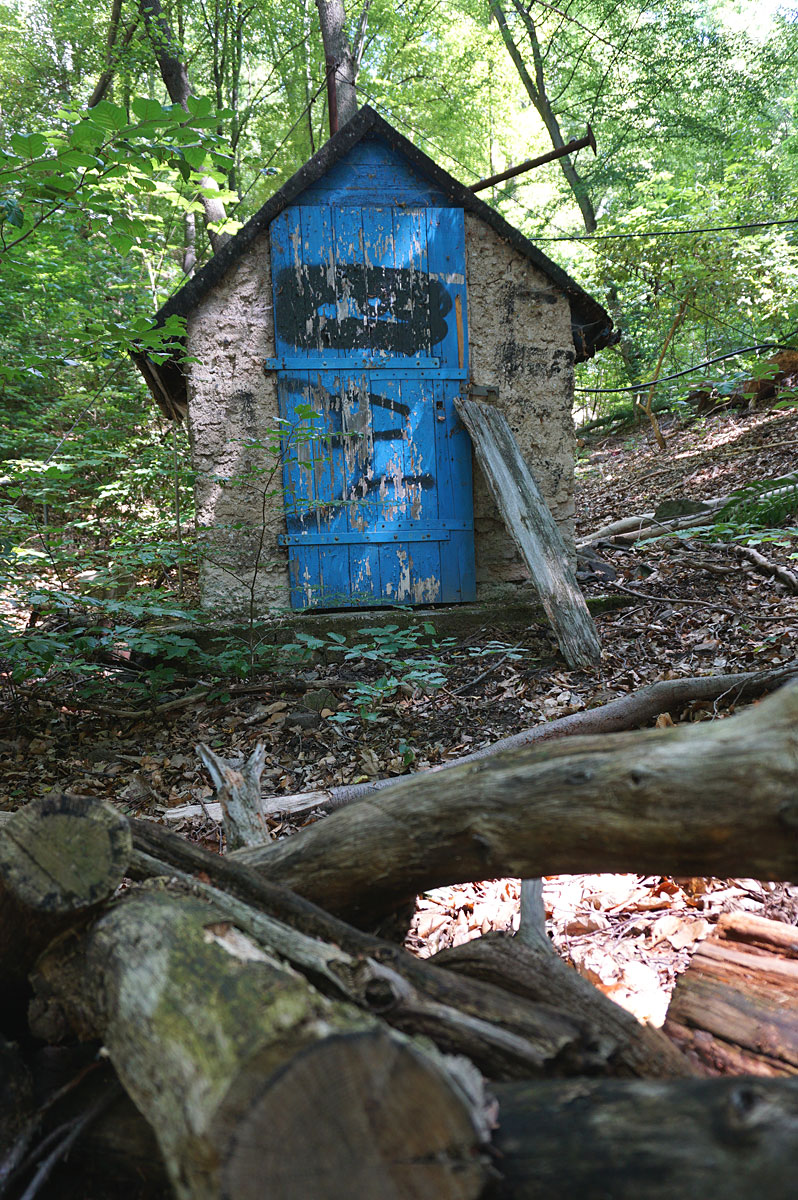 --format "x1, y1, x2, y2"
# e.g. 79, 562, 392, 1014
490, 1077, 798, 1198
230, 680, 798, 921
162, 661, 798, 824
711, 542, 798, 595
578, 472, 798, 548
